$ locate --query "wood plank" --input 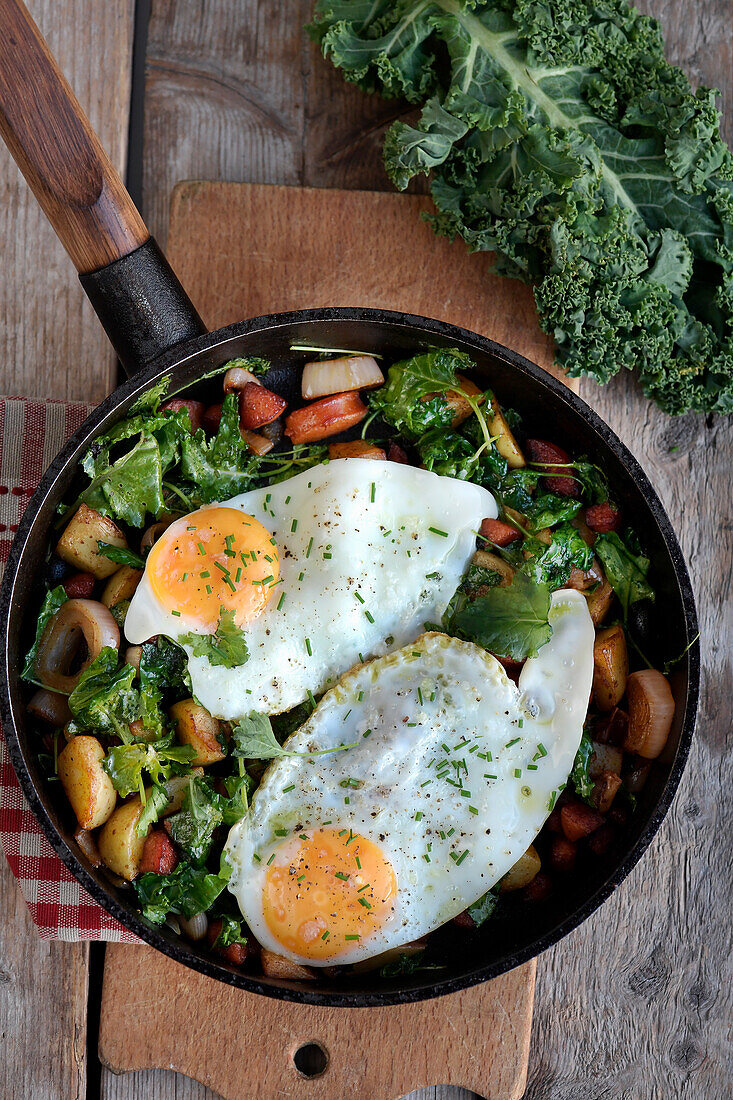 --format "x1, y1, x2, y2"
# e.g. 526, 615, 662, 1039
164, 181, 558, 381
0, 0, 134, 403
0, 2, 135, 1099
101, 945, 535, 1100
